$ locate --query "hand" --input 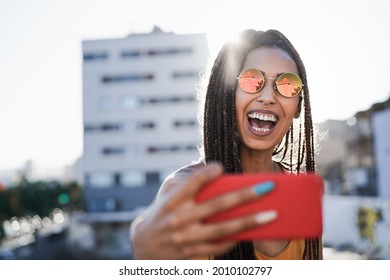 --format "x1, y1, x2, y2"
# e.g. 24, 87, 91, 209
130, 163, 277, 259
